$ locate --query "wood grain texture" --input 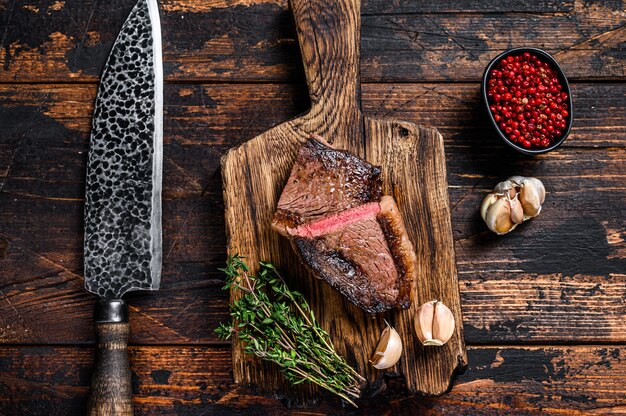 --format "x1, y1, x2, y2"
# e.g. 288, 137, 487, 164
3, 82, 625, 151
0, 0, 624, 82
221, 0, 465, 401
1, 83, 625, 345
87, 322, 133, 416
2, 345, 626, 415
362, 0, 574, 13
